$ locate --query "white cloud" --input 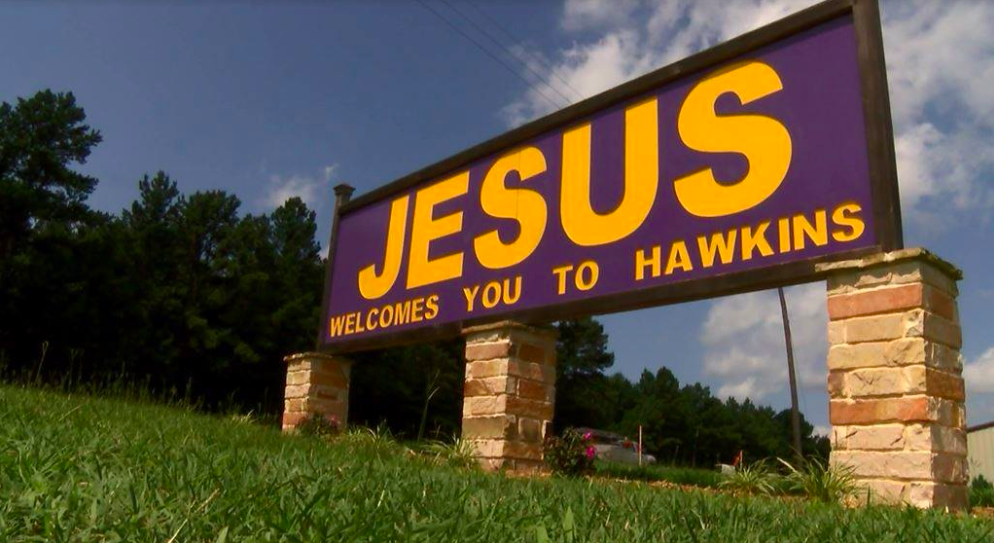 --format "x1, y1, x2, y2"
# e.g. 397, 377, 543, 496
812, 425, 830, 438
965, 347, 994, 394
260, 164, 339, 210
701, 284, 827, 401
505, 0, 994, 403
562, 0, 640, 31
883, 1, 994, 225
506, 0, 994, 227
